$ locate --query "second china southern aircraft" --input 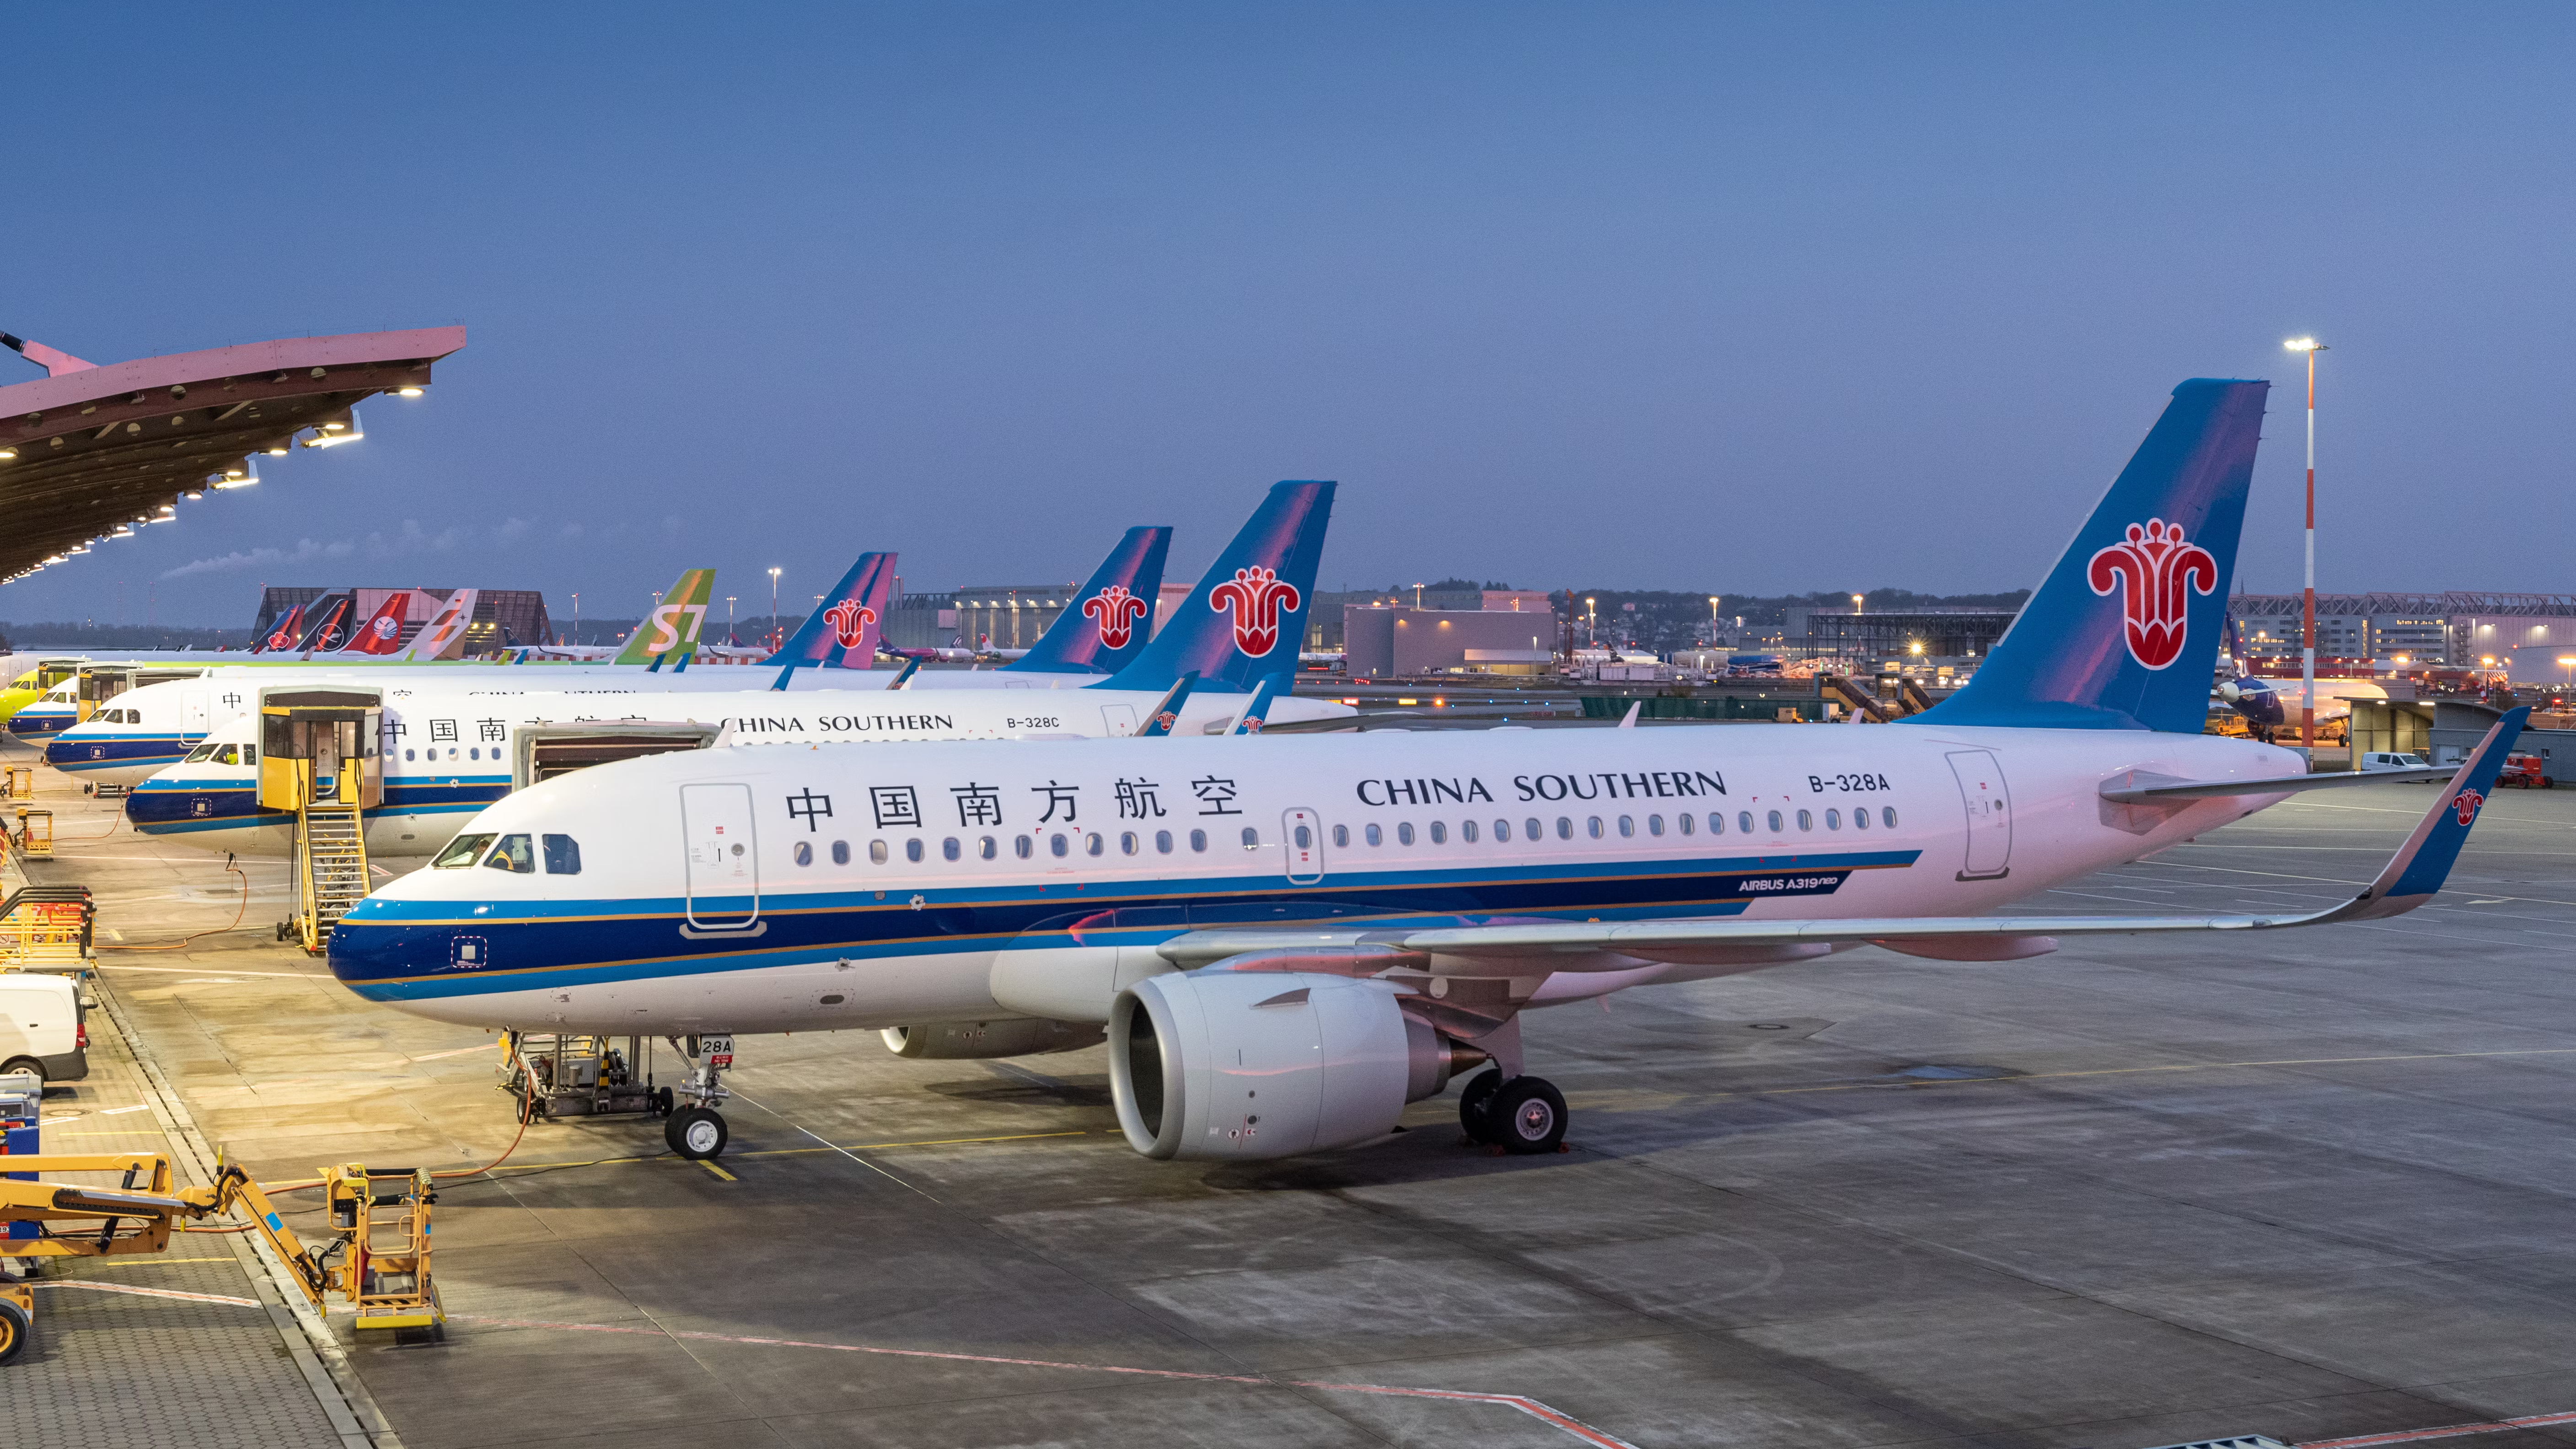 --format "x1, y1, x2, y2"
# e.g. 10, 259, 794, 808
328, 380, 2527, 1166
